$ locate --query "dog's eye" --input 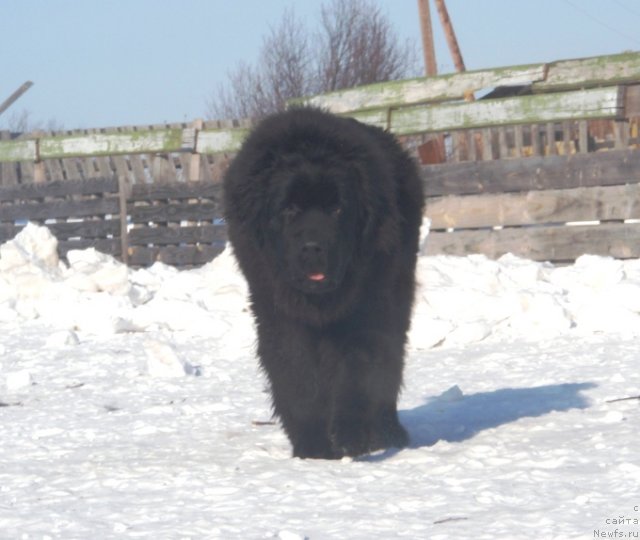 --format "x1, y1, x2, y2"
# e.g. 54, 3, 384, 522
283, 205, 301, 220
